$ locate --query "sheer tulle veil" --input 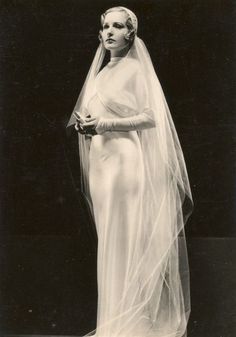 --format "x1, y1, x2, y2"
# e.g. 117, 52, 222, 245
67, 6, 193, 337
